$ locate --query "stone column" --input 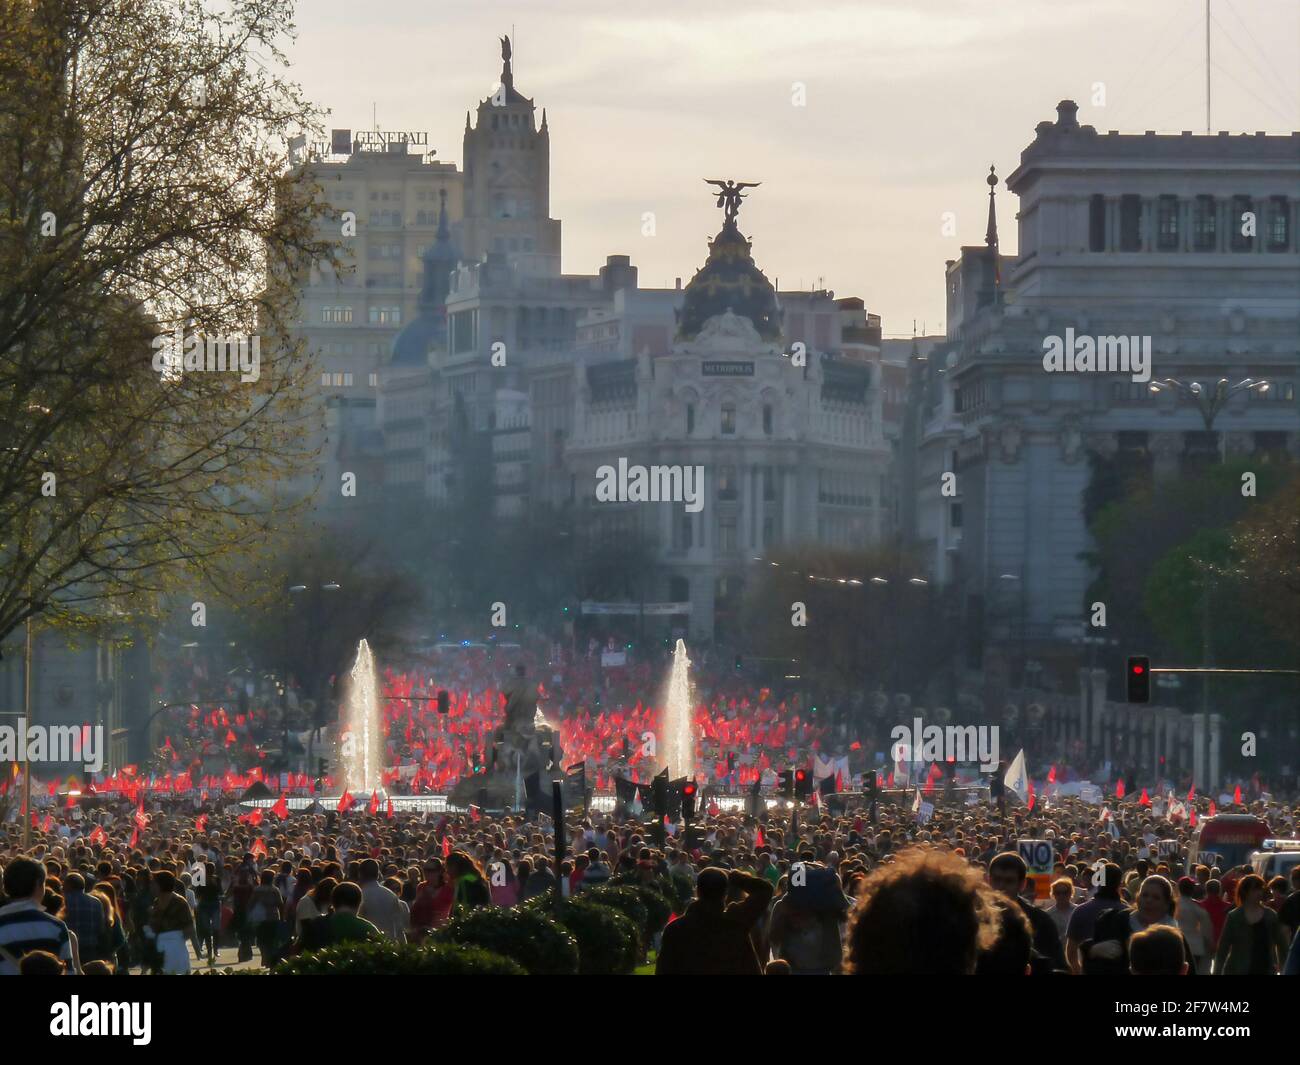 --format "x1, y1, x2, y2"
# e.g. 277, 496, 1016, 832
1193, 712, 1207, 793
